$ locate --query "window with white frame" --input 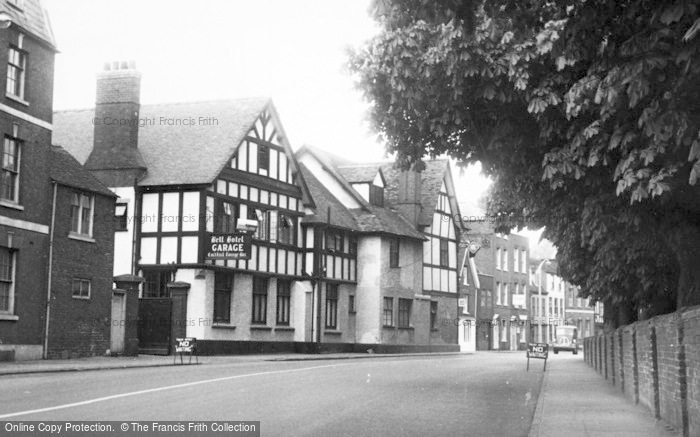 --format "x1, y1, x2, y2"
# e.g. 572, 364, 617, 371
496, 282, 501, 305
496, 248, 501, 270
72, 278, 91, 299
514, 249, 519, 273
1, 124, 21, 203
0, 247, 15, 314
521, 249, 526, 273
503, 249, 508, 271
6, 34, 26, 99
70, 192, 94, 237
